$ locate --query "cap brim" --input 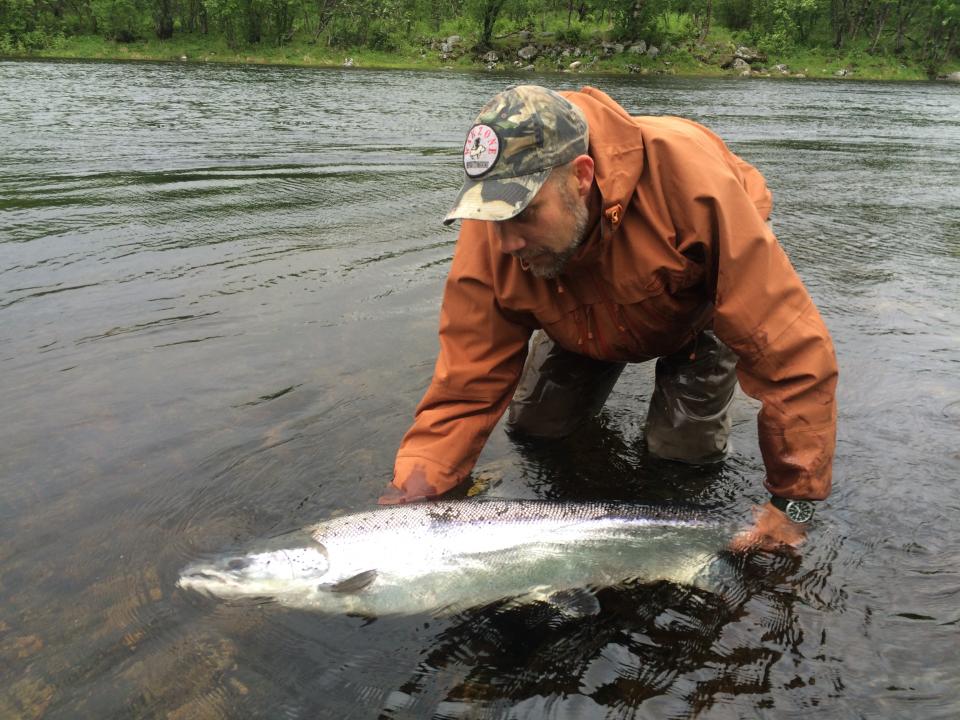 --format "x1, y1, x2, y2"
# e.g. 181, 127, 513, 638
443, 168, 552, 226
